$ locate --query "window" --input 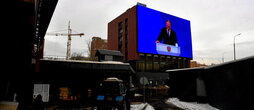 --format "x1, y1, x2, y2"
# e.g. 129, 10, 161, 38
118, 21, 123, 52
124, 18, 128, 61
105, 55, 113, 61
